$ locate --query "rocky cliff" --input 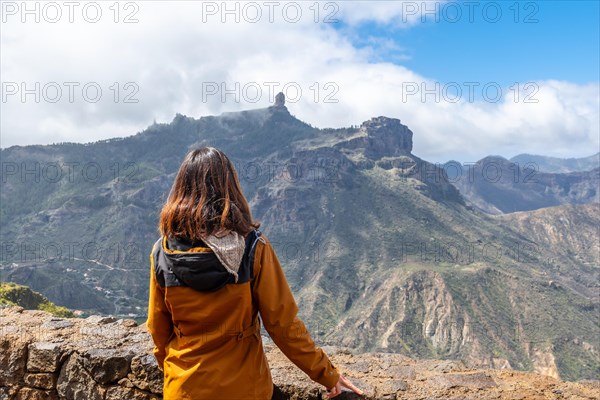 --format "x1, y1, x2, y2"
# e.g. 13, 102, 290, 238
335, 116, 413, 158
1, 307, 599, 400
